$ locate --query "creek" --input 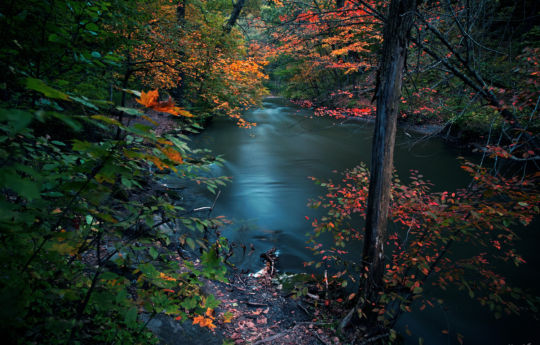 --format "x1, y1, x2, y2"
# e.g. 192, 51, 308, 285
189, 97, 538, 345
